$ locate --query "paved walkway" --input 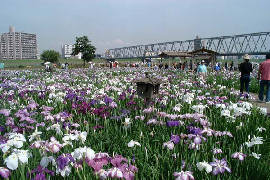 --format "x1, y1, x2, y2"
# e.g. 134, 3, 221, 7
248, 93, 270, 116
